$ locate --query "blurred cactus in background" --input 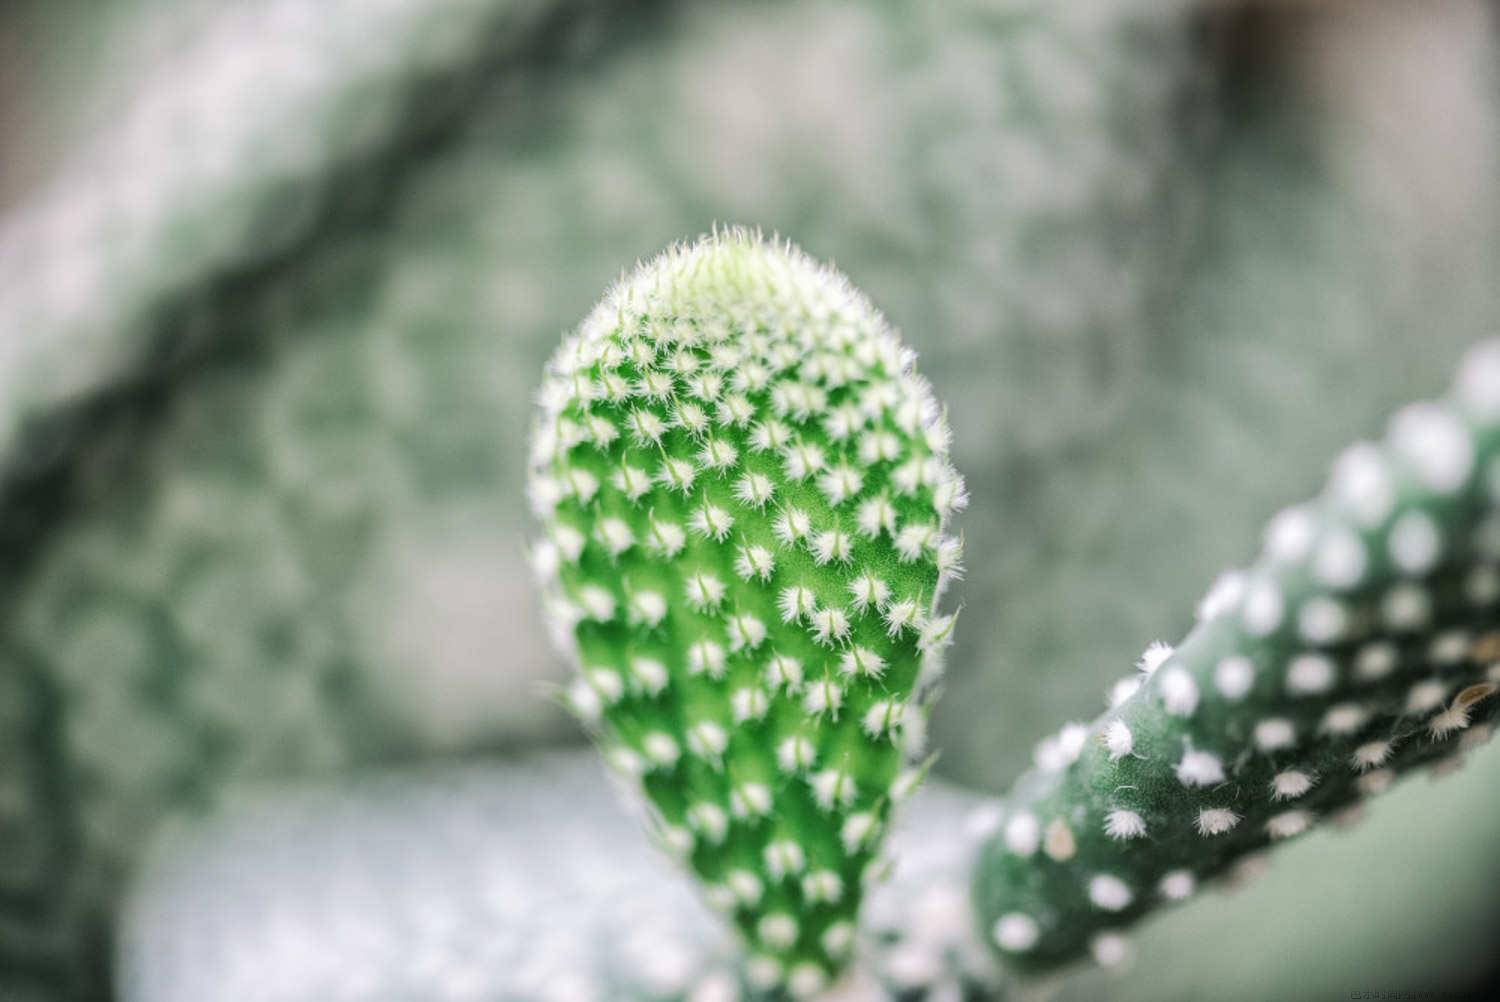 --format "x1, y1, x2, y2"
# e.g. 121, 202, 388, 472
119, 753, 1003, 1002
976, 342, 1500, 969
2, 0, 1500, 1000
